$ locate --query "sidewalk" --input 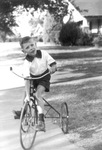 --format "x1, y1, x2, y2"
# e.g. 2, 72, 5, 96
0, 65, 25, 90
0, 84, 86, 150
0, 116, 85, 150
